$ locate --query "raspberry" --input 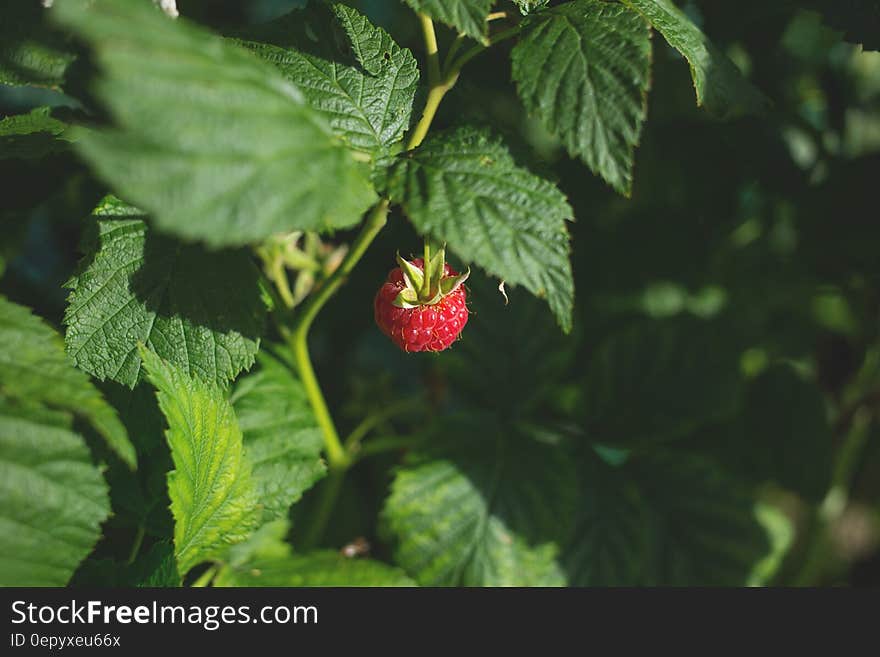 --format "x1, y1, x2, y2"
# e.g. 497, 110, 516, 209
374, 257, 469, 353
